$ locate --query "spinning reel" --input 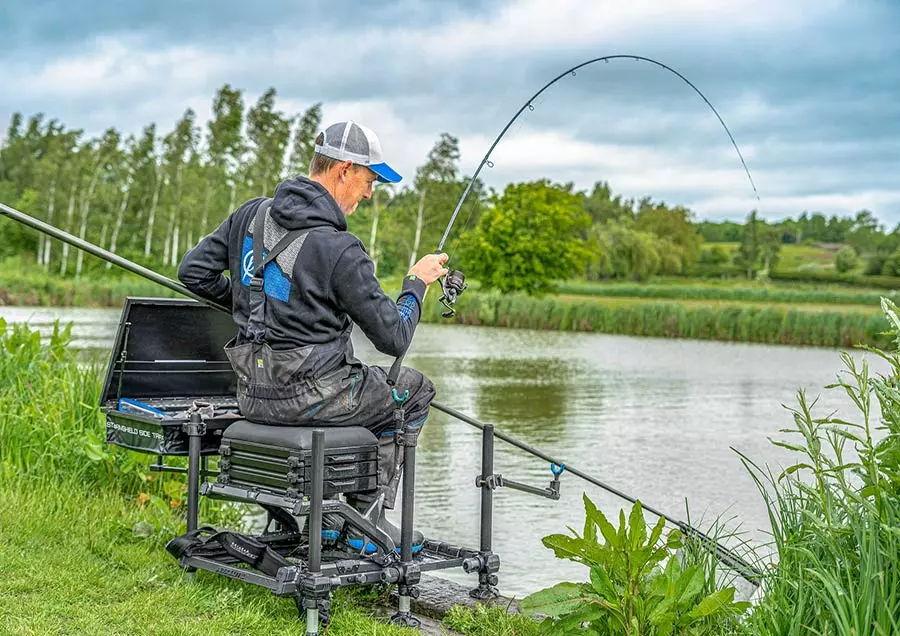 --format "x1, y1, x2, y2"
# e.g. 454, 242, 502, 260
438, 269, 467, 318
